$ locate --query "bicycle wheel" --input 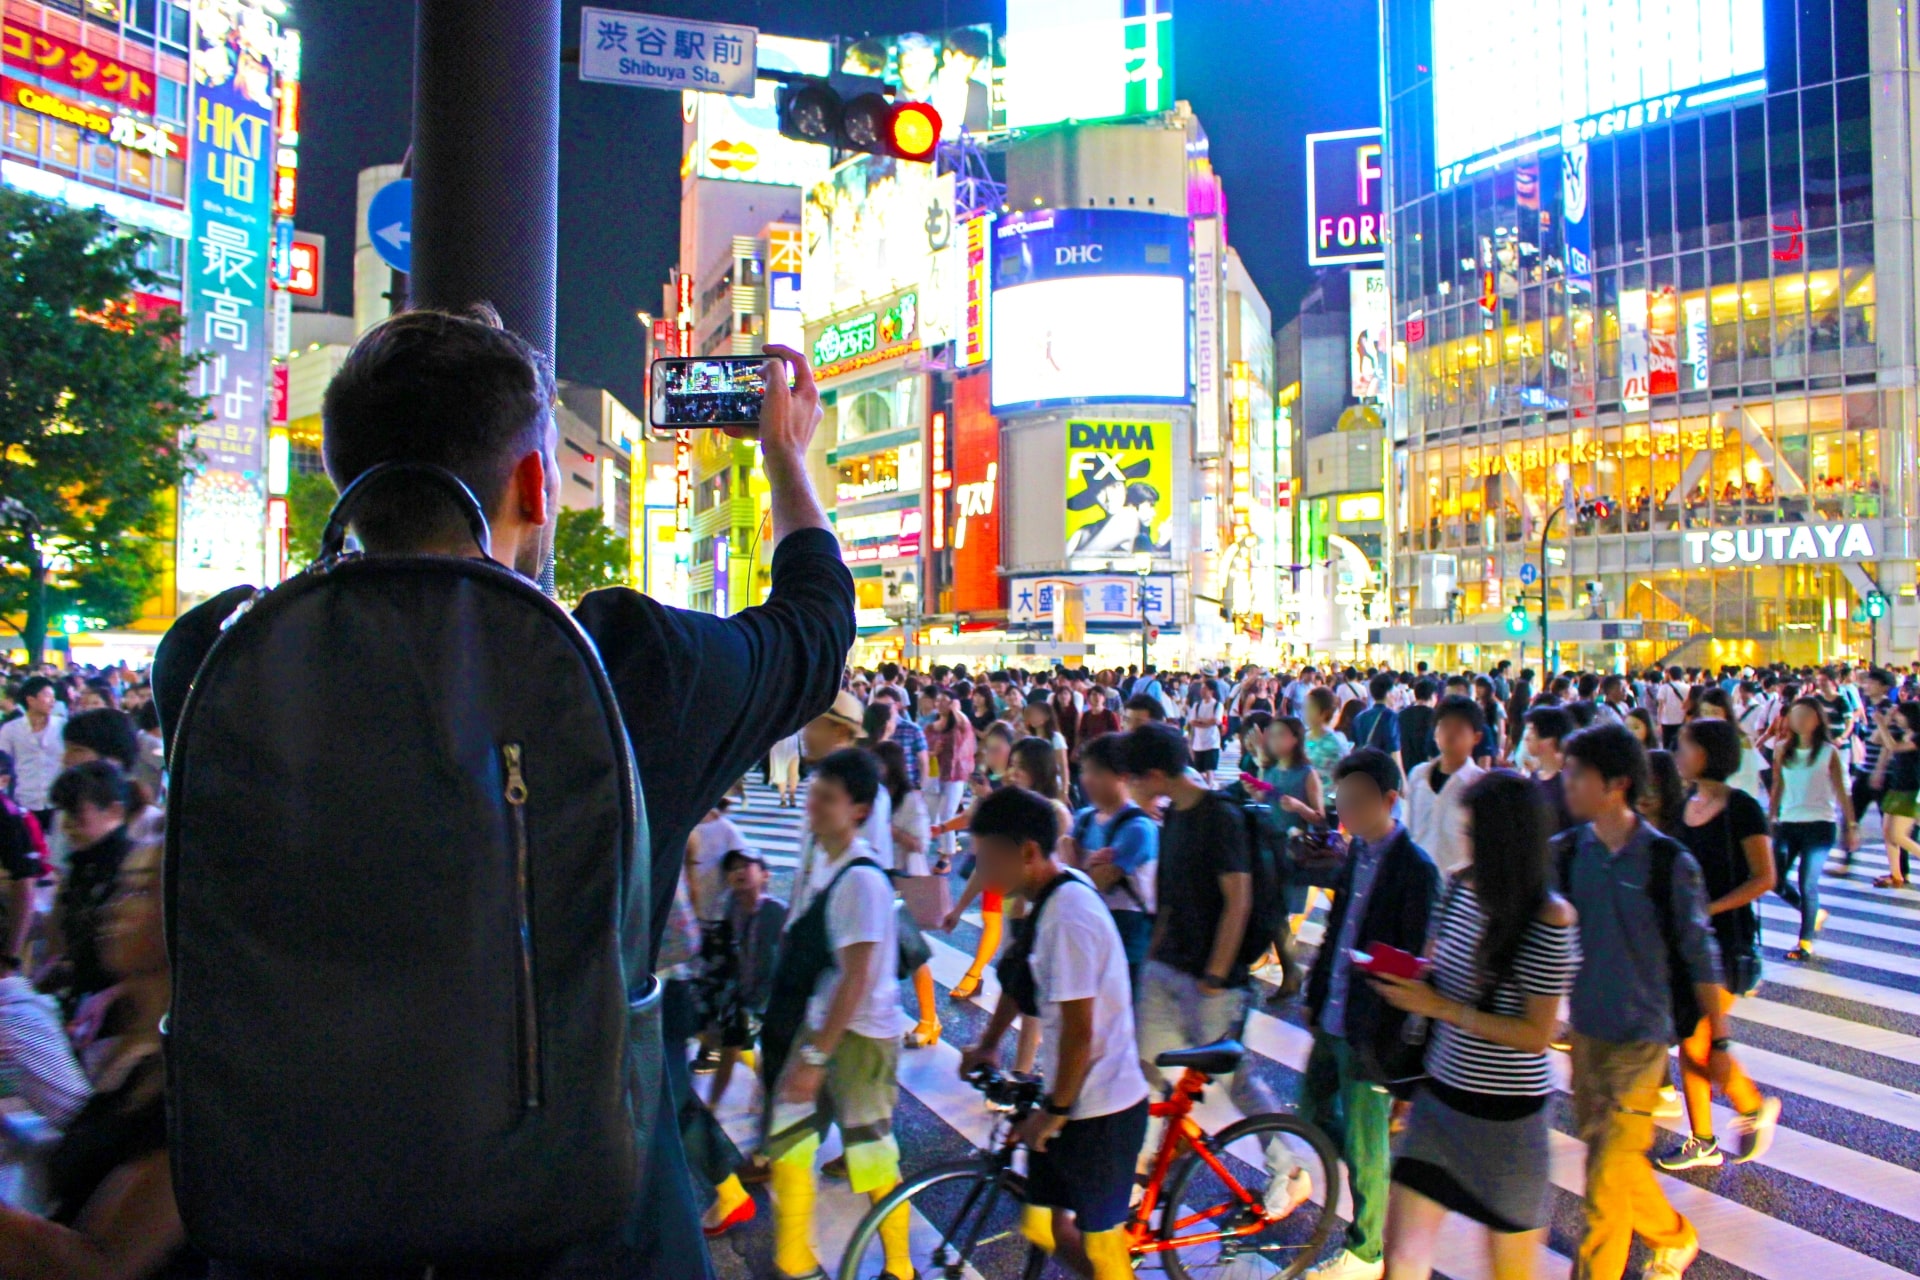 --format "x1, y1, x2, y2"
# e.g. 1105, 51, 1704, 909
835, 1158, 1037, 1280
1157, 1112, 1342, 1280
